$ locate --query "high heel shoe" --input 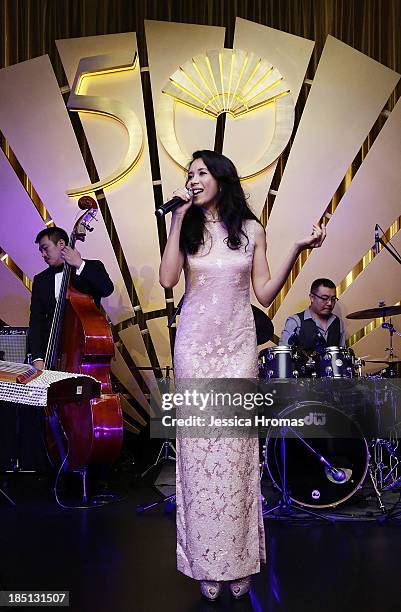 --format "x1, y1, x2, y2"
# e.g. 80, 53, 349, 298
229, 576, 251, 599
200, 580, 221, 600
